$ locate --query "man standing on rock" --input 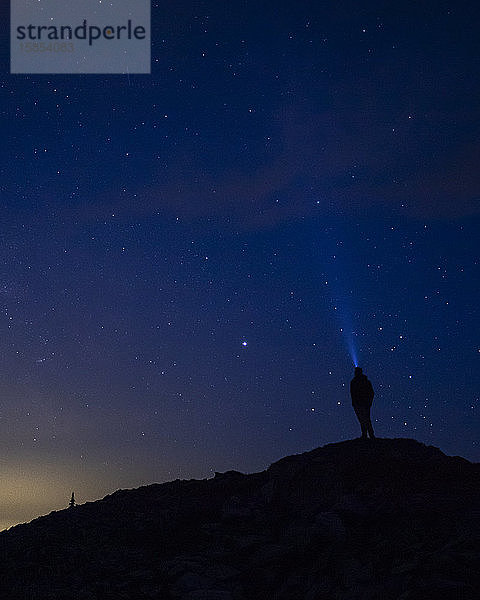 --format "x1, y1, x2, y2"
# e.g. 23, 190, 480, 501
350, 367, 375, 439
